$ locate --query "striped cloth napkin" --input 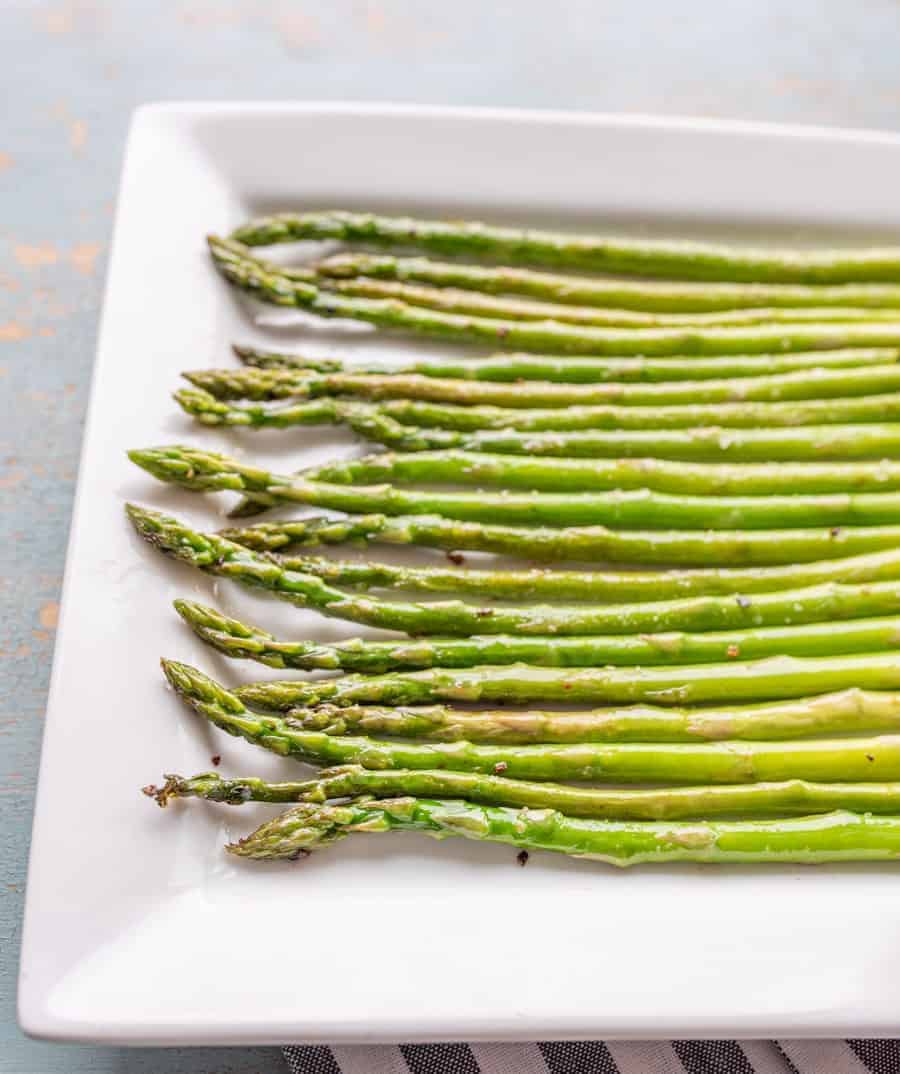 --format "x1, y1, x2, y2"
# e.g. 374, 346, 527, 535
283, 1039, 899, 1074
